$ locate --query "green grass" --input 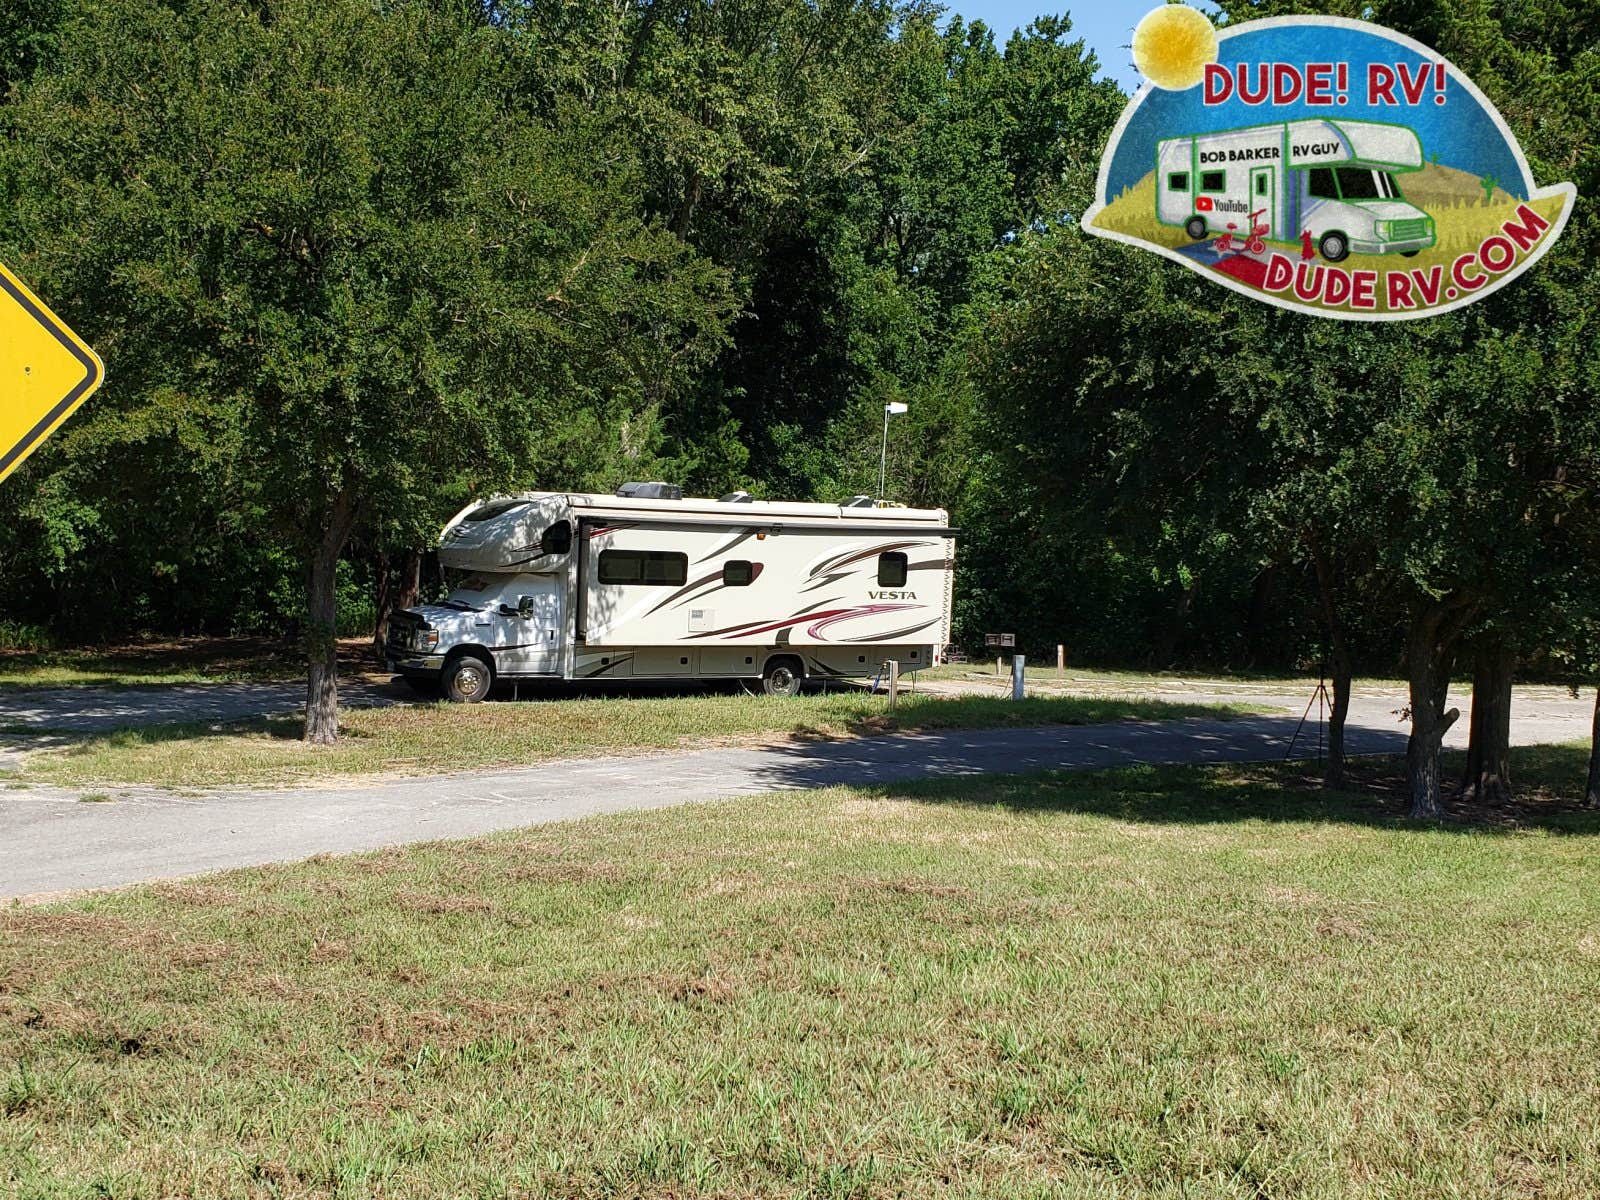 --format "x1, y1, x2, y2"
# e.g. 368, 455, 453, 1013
3, 748, 1597, 1197
16, 692, 1258, 790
